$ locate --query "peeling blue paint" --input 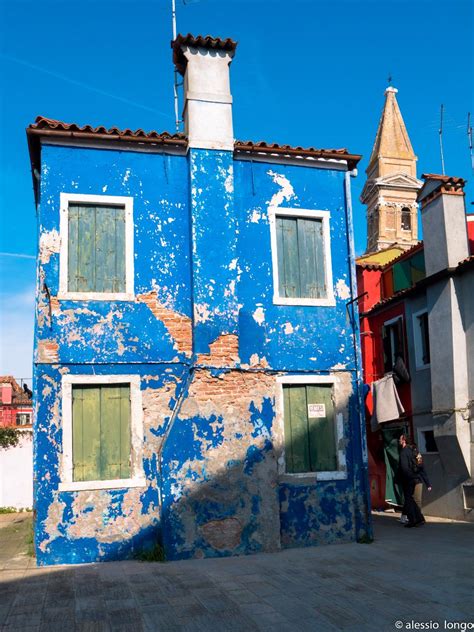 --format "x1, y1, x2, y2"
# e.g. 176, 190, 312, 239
33, 140, 370, 566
